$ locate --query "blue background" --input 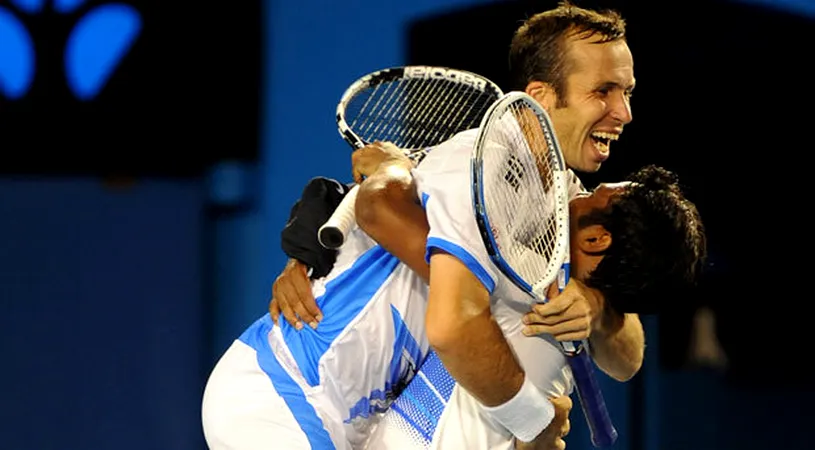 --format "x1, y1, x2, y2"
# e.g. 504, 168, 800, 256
1, 0, 813, 449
